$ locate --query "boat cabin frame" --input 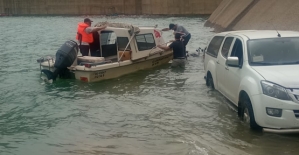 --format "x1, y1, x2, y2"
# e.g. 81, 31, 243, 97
91, 25, 166, 63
